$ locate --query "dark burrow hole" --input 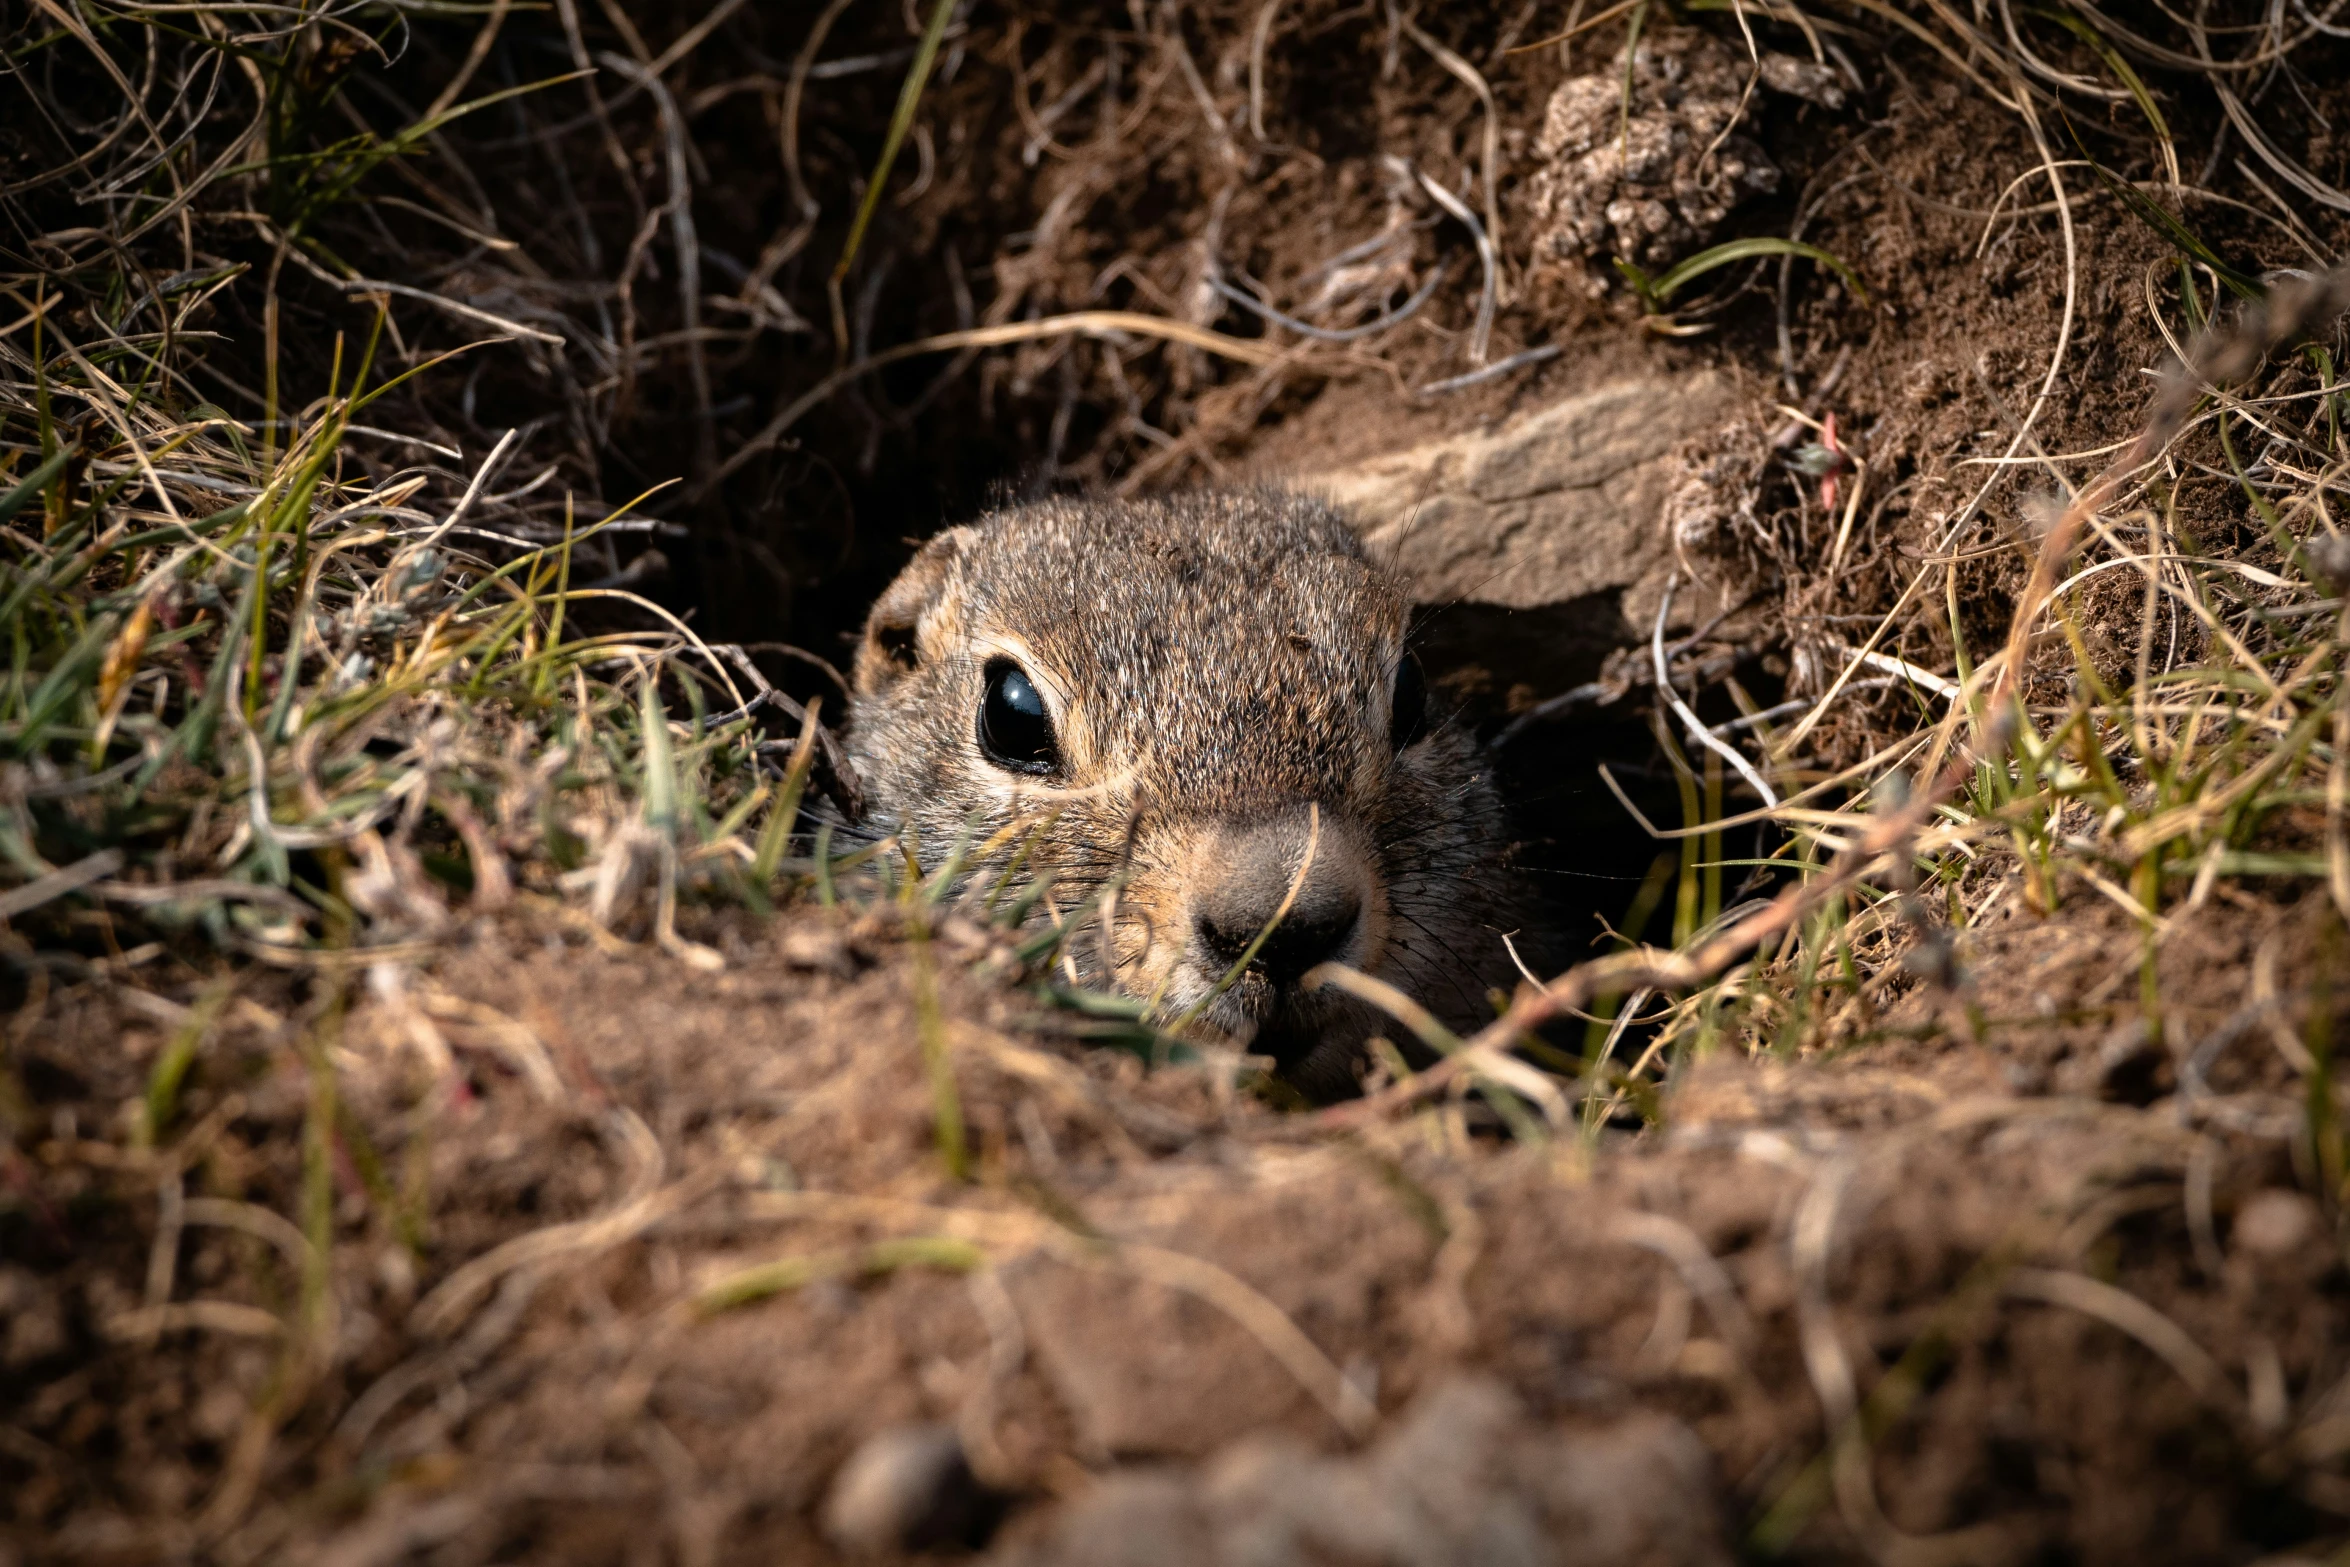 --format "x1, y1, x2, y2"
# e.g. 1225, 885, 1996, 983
692, 438, 1775, 1050
1414, 602, 1785, 991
